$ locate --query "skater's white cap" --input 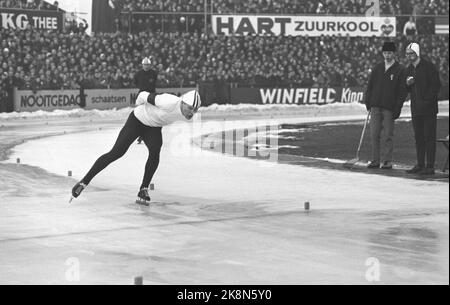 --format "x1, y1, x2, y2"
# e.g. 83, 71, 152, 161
181, 90, 201, 110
